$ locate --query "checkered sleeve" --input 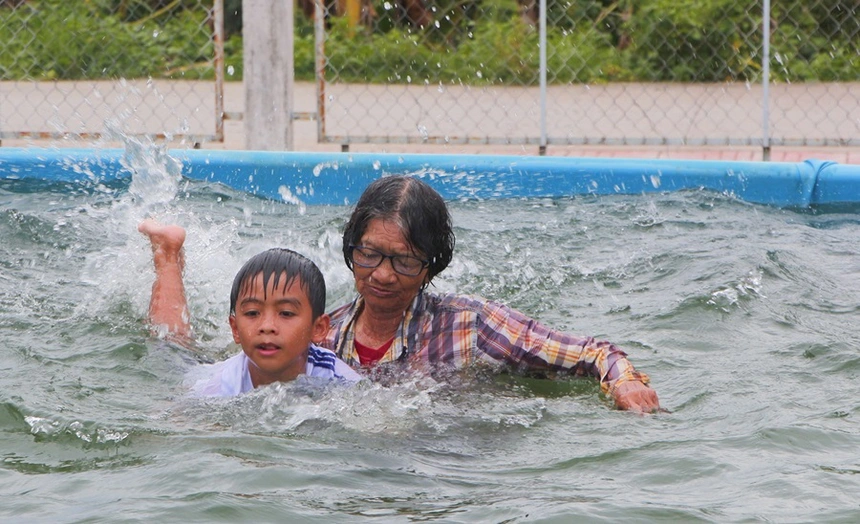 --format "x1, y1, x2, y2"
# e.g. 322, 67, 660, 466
471, 297, 650, 393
